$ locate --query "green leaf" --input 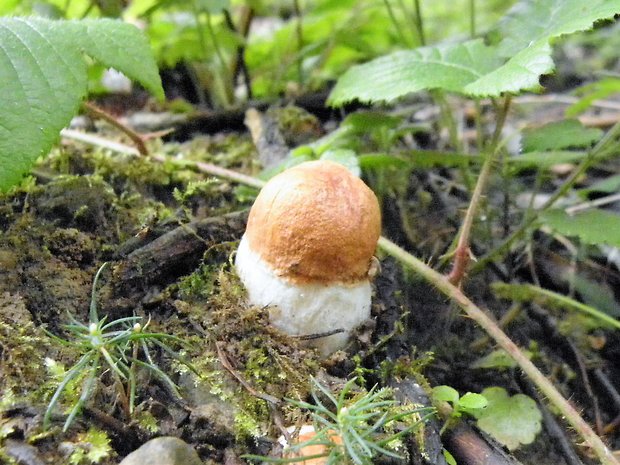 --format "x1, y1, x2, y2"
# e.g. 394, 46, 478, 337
578, 174, 620, 197
0, 17, 163, 191
359, 154, 409, 170
443, 449, 457, 465
329, 1, 620, 104
320, 149, 361, 177
509, 150, 587, 169
521, 120, 603, 152
197, 0, 230, 13
474, 387, 542, 450
471, 349, 533, 370
328, 39, 501, 104
459, 393, 489, 411
541, 209, 620, 248
567, 78, 620, 116
464, 39, 553, 96
431, 385, 460, 405
492, 282, 620, 330
497, 0, 620, 57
